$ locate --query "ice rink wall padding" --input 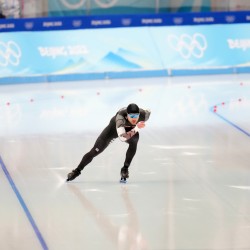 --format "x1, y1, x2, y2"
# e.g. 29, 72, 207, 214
1, 12, 250, 84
